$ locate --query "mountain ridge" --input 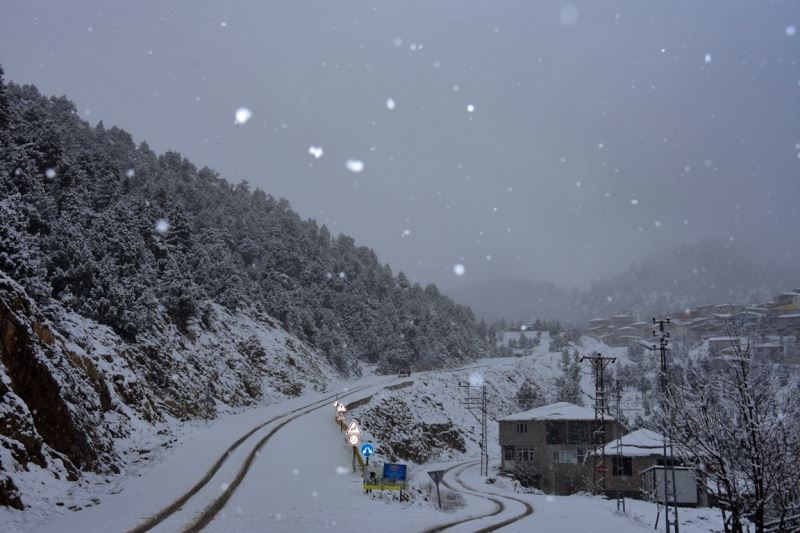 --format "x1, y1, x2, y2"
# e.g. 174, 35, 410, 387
449, 239, 797, 324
